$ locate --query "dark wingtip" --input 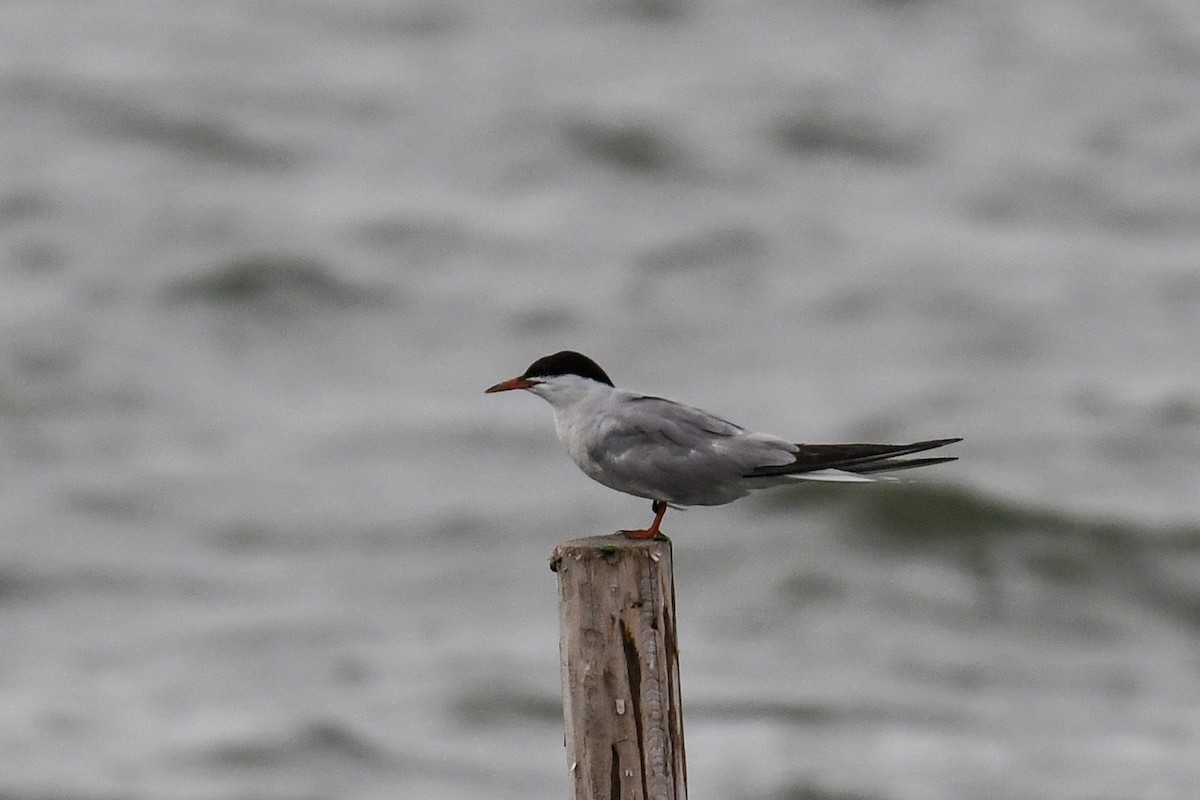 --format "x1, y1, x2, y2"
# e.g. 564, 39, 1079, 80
746, 437, 961, 478
847, 455, 958, 474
